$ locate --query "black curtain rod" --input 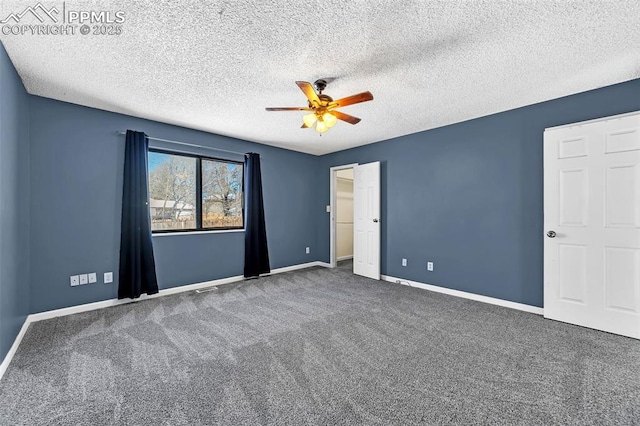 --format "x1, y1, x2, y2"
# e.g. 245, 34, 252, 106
116, 131, 246, 156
